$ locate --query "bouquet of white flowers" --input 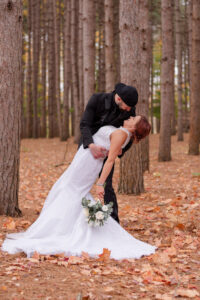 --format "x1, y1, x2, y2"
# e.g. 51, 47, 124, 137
82, 197, 113, 227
